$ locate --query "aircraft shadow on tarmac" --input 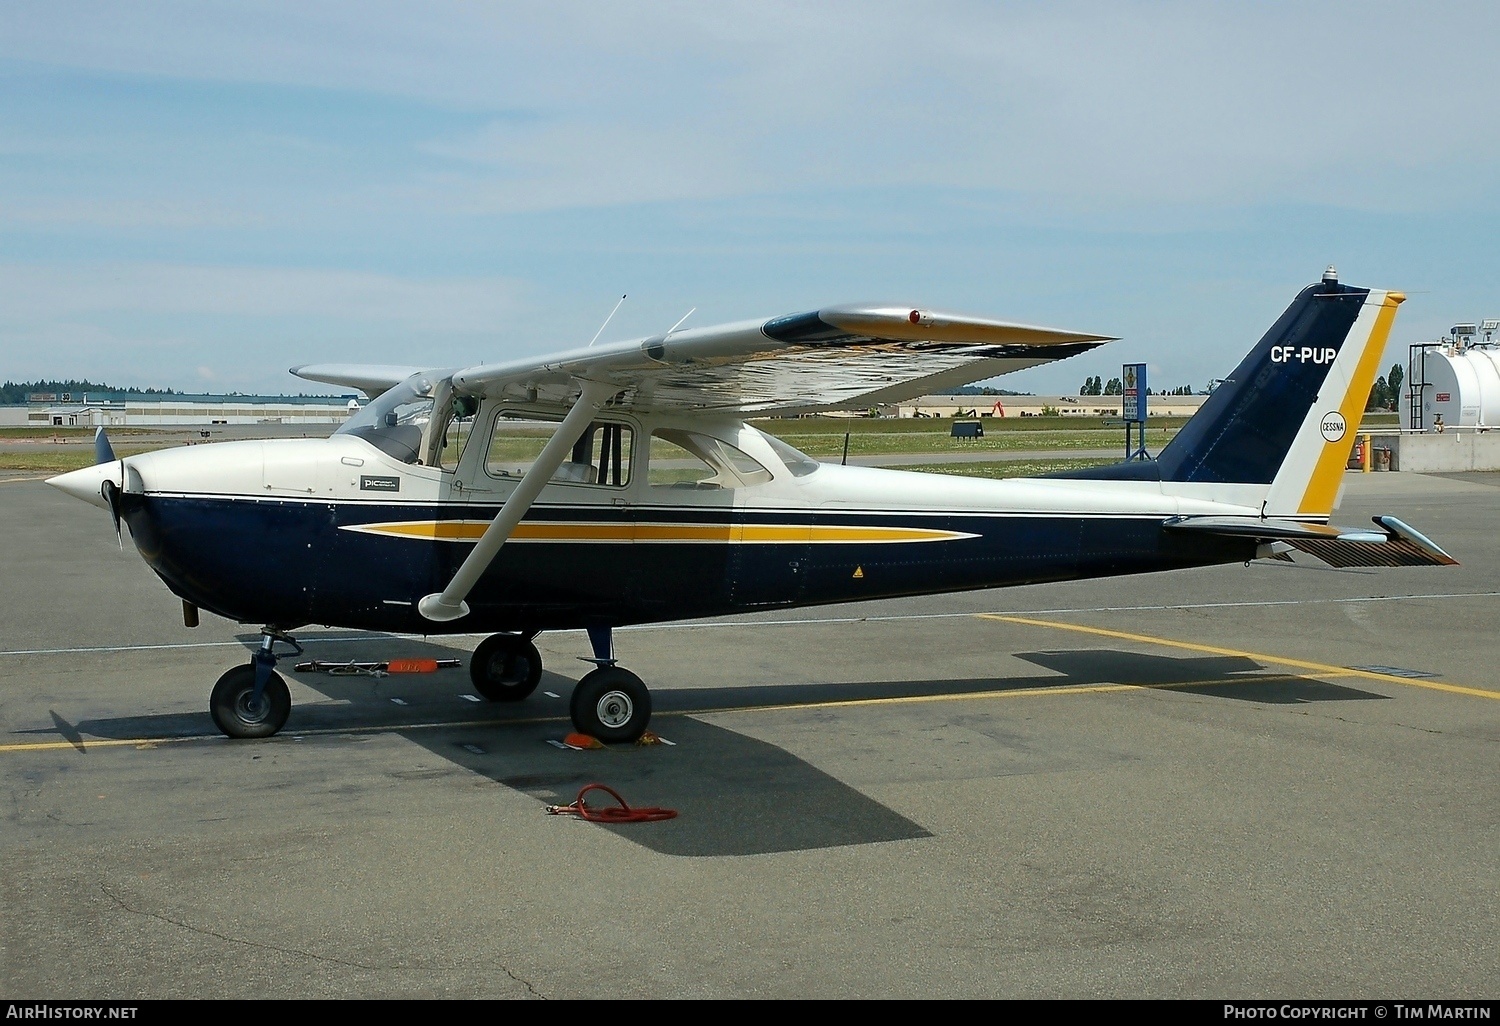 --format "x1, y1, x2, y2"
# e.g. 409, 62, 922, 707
46, 633, 1385, 857
1015, 649, 1390, 704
